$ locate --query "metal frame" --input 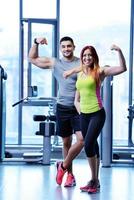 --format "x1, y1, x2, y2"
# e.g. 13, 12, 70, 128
26, 18, 58, 97
128, 0, 134, 146
18, 0, 60, 144
0, 66, 7, 161
101, 76, 113, 167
